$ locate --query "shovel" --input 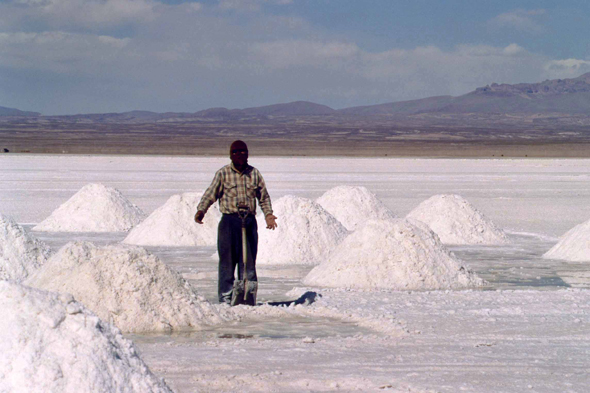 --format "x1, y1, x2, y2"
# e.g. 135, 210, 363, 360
231, 203, 258, 306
